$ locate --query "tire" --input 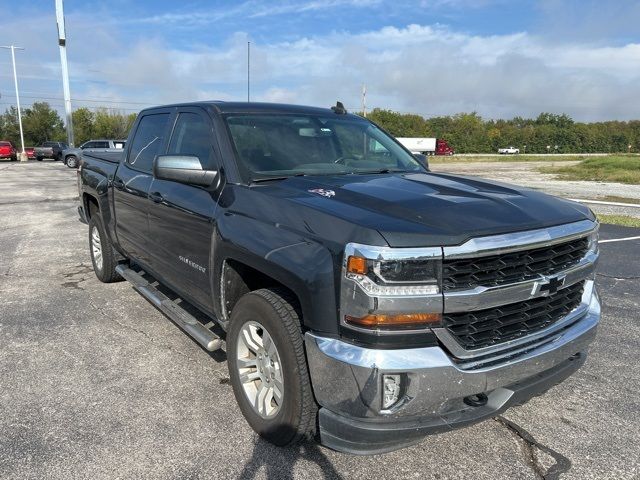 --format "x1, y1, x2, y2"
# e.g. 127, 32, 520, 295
88, 215, 122, 283
66, 155, 78, 168
36, 156, 43, 161
56, 153, 62, 162
227, 288, 317, 446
